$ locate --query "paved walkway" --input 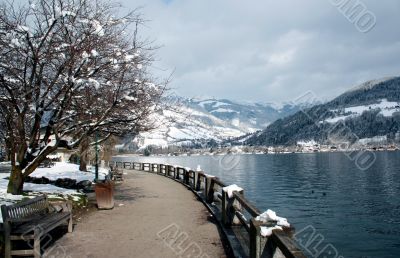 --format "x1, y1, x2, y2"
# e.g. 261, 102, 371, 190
45, 170, 227, 258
